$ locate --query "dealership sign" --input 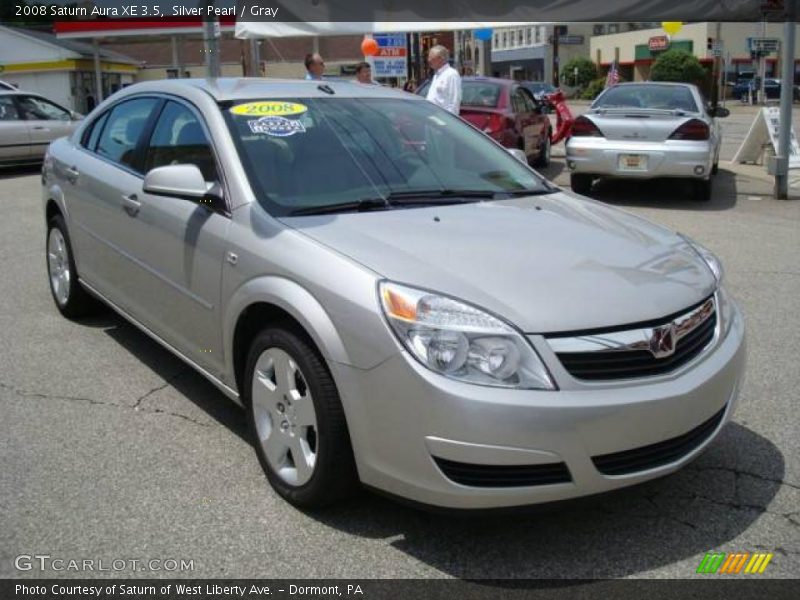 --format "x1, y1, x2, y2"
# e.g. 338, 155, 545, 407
648, 36, 670, 52
372, 33, 408, 78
